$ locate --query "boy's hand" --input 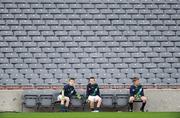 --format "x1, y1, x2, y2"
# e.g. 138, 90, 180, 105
135, 94, 141, 100
61, 96, 65, 100
77, 94, 81, 99
86, 99, 89, 103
